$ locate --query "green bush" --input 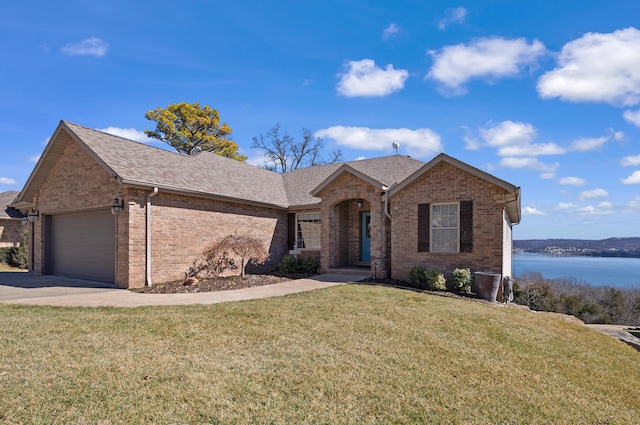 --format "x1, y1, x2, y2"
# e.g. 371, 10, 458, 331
0, 247, 11, 264
278, 254, 299, 274
299, 255, 320, 274
8, 229, 29, 269
451, 268, 472, 293
426, 269, 446, 291
409, 266, 446, 291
